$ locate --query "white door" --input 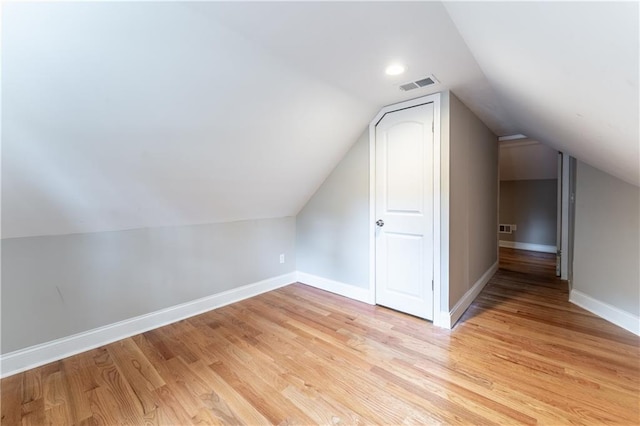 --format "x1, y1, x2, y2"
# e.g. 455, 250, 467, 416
375, 102, 434, 320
